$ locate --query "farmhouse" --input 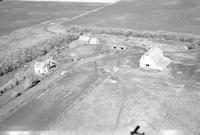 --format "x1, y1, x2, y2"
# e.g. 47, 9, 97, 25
139, 47, 171, 71
34, 62, 48, 75
34, 59, 56, 75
